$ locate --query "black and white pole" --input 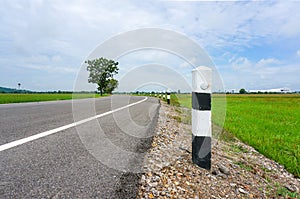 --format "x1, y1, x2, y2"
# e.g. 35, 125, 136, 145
192, 66, 212, 170
167, 89, 171, 104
